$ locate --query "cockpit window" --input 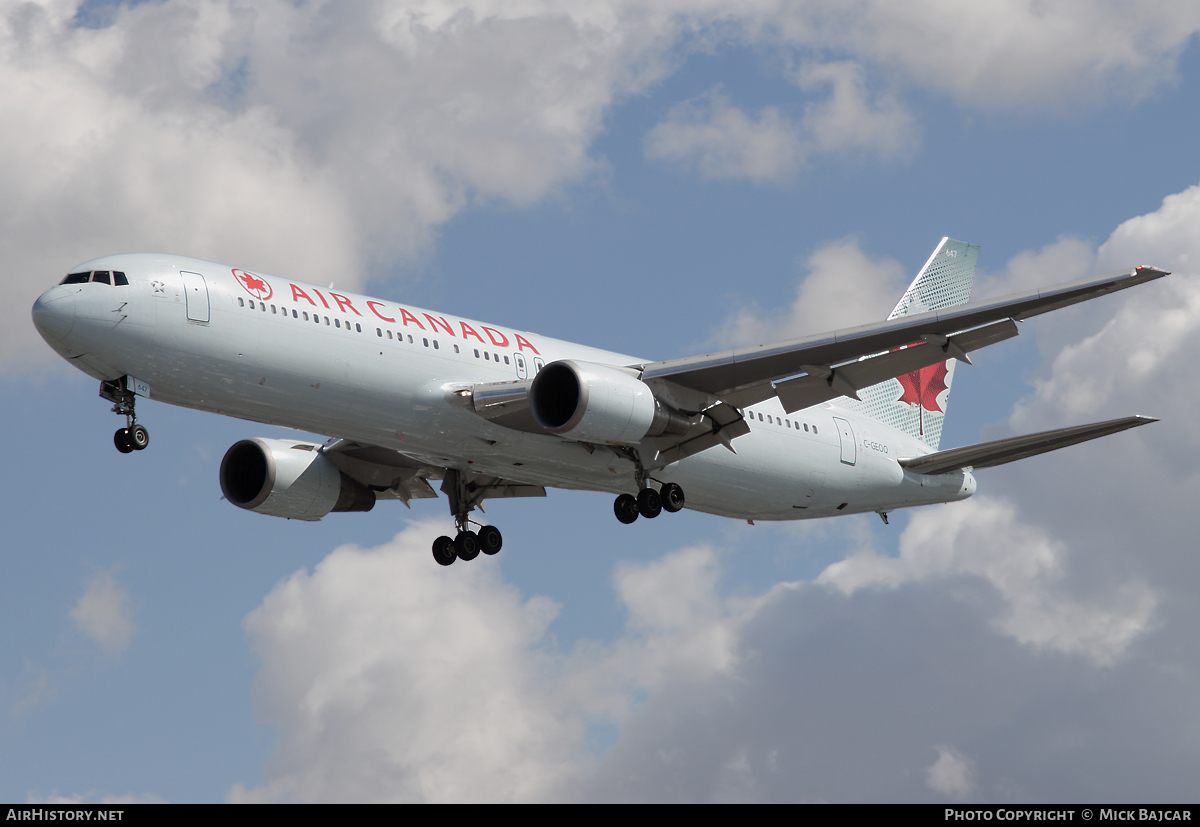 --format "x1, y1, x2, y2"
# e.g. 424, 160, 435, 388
92, 271, 111, 285
113, 271, 128, 286
61, 272, 91, 285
